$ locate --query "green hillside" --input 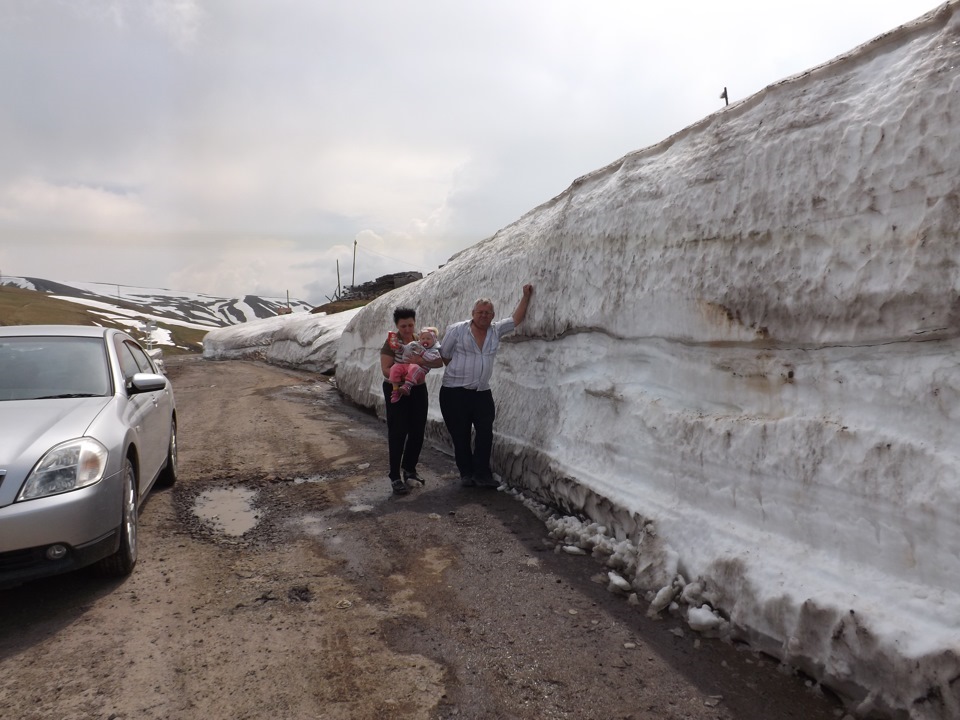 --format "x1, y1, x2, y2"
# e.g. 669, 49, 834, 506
0, 285, 206, 354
